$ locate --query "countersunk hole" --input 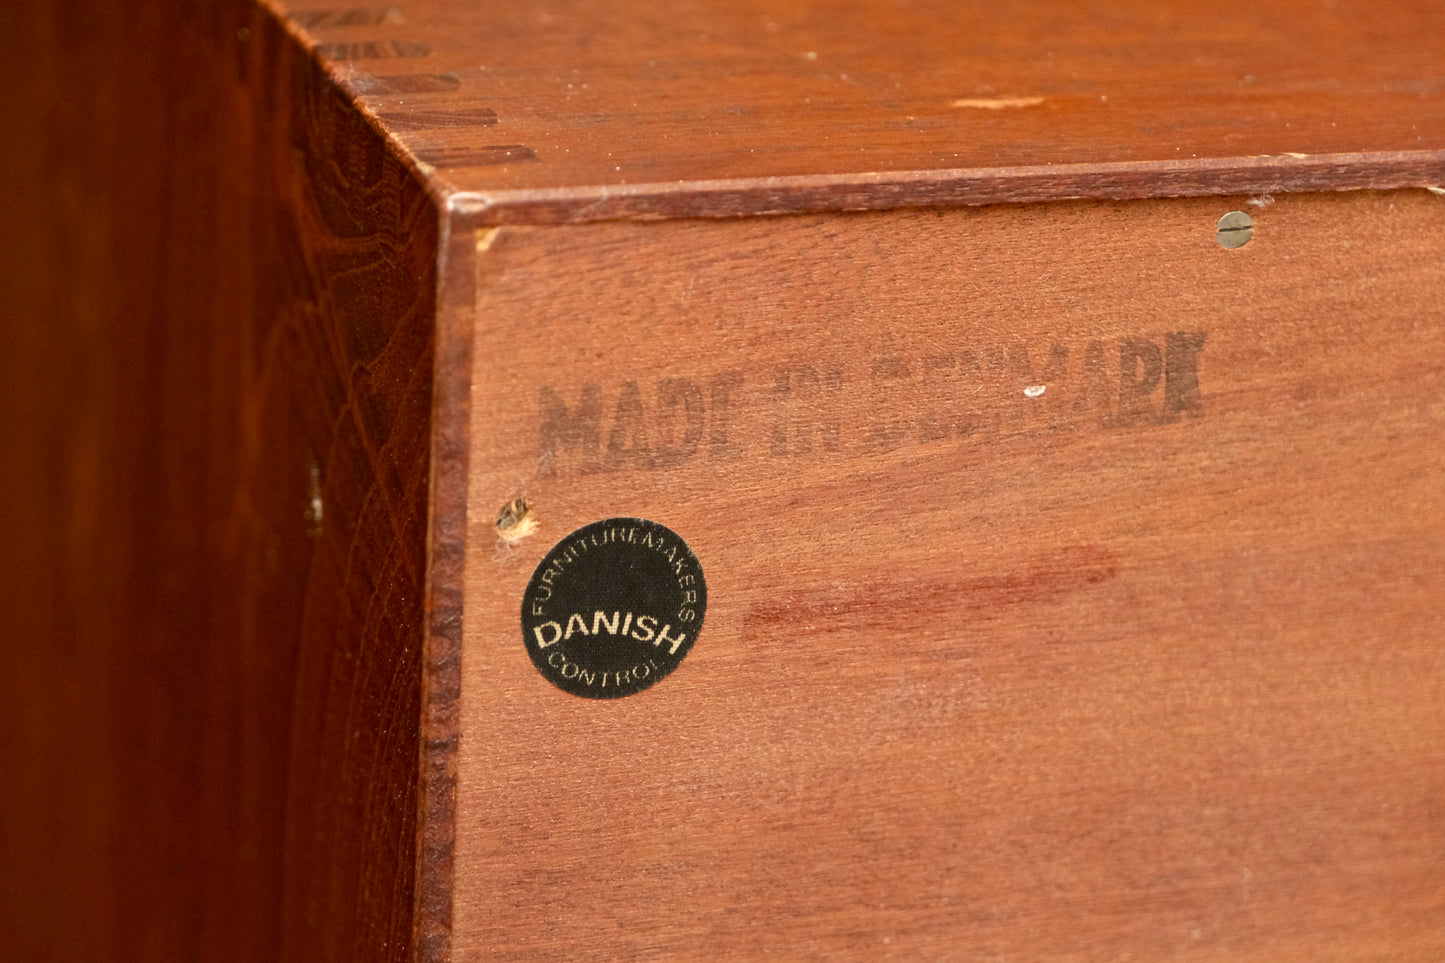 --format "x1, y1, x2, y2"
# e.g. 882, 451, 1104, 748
1216, 211, 1254, 249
